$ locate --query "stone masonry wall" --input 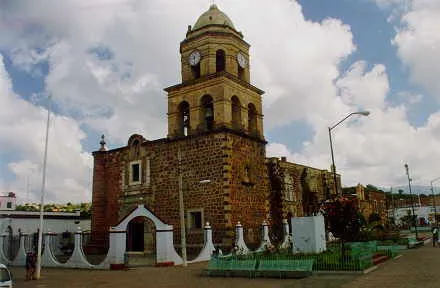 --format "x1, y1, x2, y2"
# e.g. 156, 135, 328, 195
91, 149, 125, 247
91, 130, 269, 252
150, 133, 226, 247
226, 133, 270, 248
